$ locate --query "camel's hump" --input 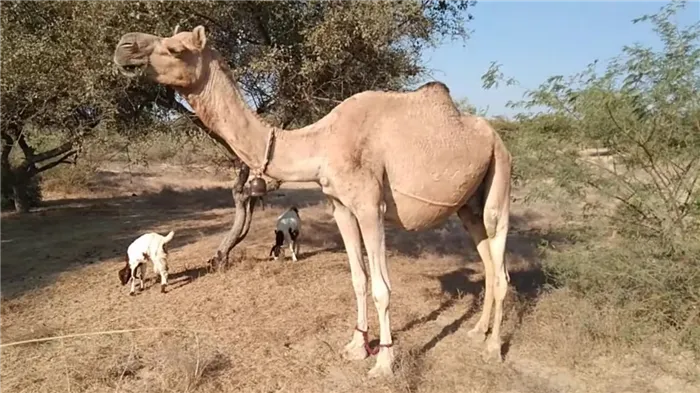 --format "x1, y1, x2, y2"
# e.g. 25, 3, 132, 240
415, 81, 450, 94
